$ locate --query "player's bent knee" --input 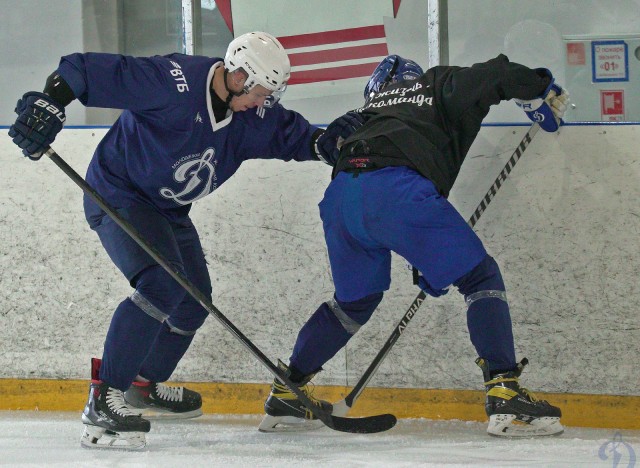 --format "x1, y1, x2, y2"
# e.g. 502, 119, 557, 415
332, 292, 384, 334
165, 311, 208, 334
454, 254, 506, 298
133, 265, 187, 314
